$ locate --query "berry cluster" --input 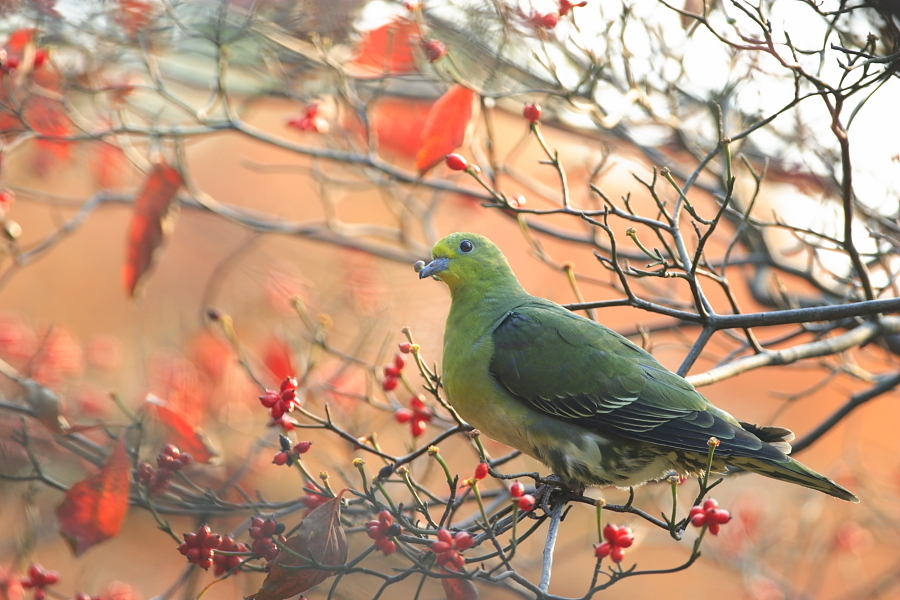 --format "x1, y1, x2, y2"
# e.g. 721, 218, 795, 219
272, 434, 312, 466
137, 444, 192, 493
286, 103, 328, 133
689, 498, 732, 535
178, 525, 221, 570
394, 396, 433, 437
365, 510, 402, 555
20, 564, 59, 600
213, 535, 250, 576
509, 480, 536, 511
429, 529, 474, 570
382, 354, 405, 391
249, 517, 286, 563
594, 524, 634, 563
259, 377, 301, 420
